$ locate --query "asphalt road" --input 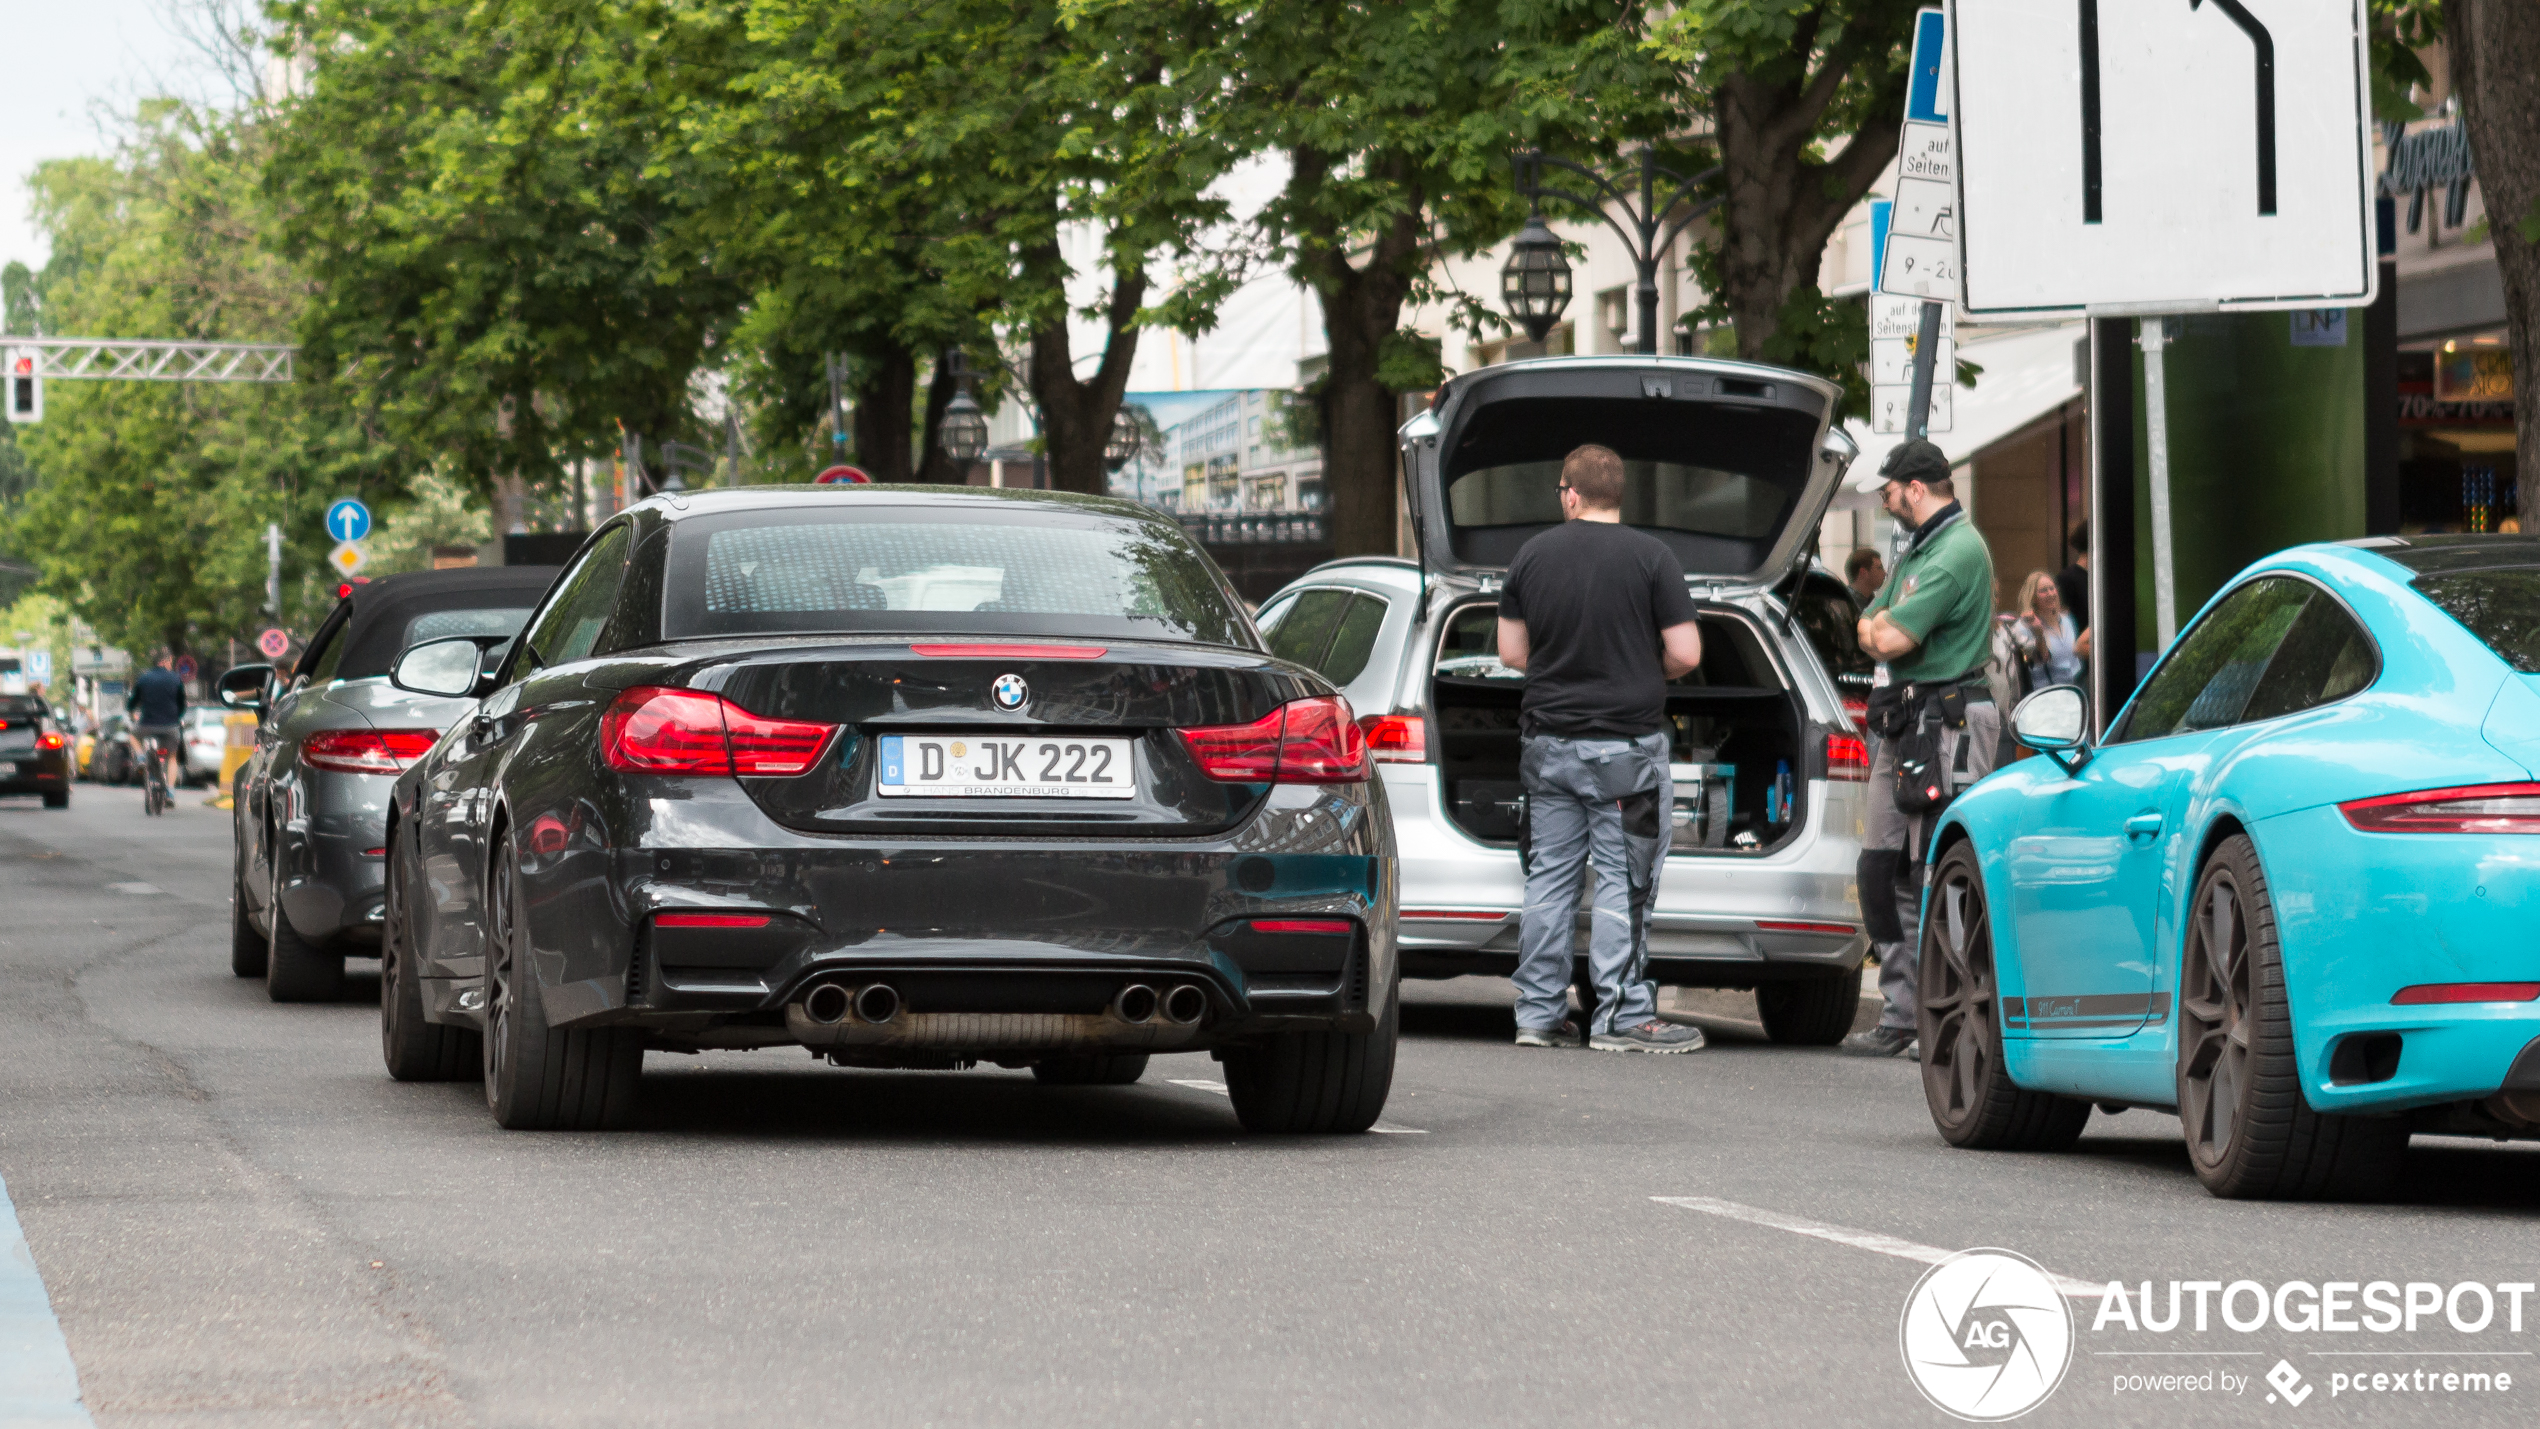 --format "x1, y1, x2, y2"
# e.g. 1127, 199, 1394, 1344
3, 784, 2537, 1428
